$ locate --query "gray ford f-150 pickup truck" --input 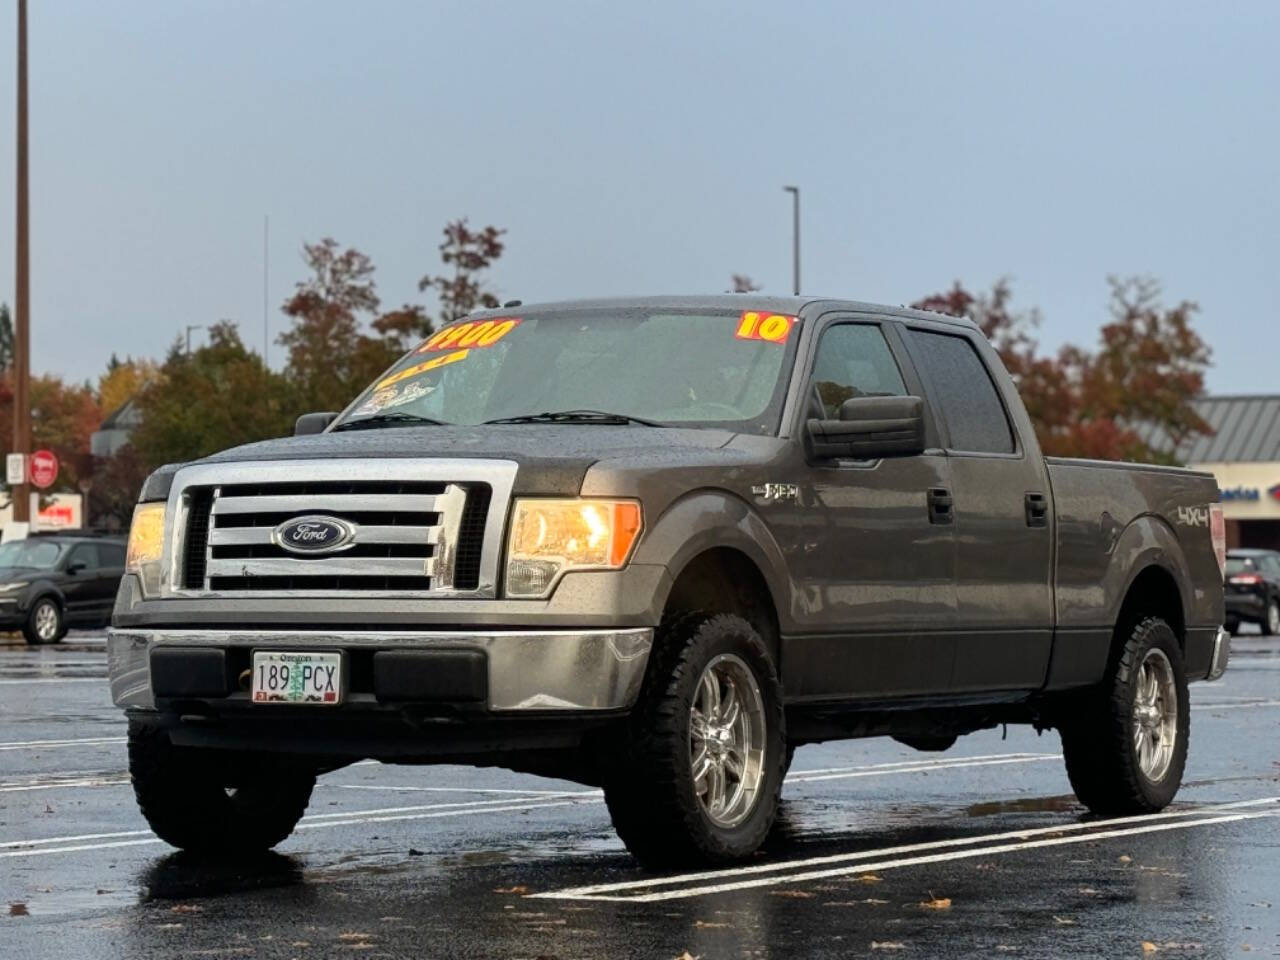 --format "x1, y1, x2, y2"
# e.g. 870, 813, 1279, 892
109, 296, 1229, 867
